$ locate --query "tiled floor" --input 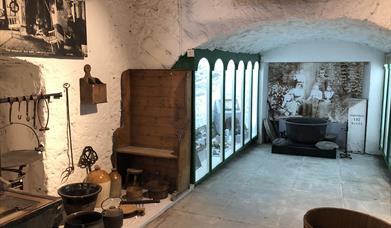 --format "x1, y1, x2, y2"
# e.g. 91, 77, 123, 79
146, 144, 391, 228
